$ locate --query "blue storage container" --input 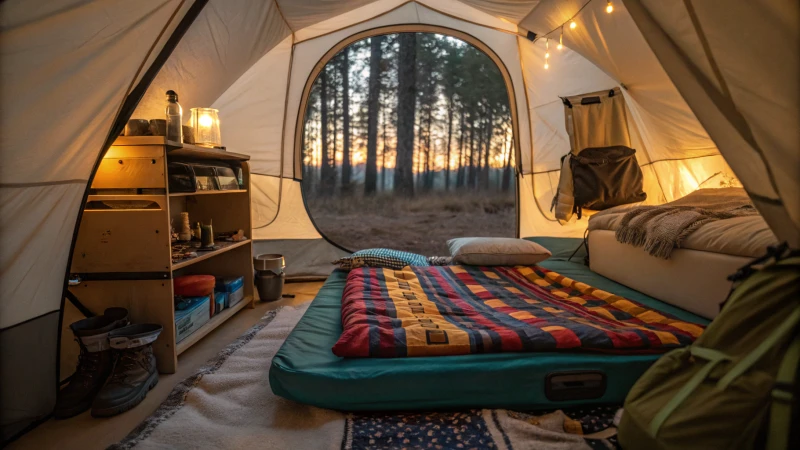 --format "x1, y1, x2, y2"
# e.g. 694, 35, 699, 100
175, 295, 210, 343
216, 276, 244, 308
213, 290, 227, 315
